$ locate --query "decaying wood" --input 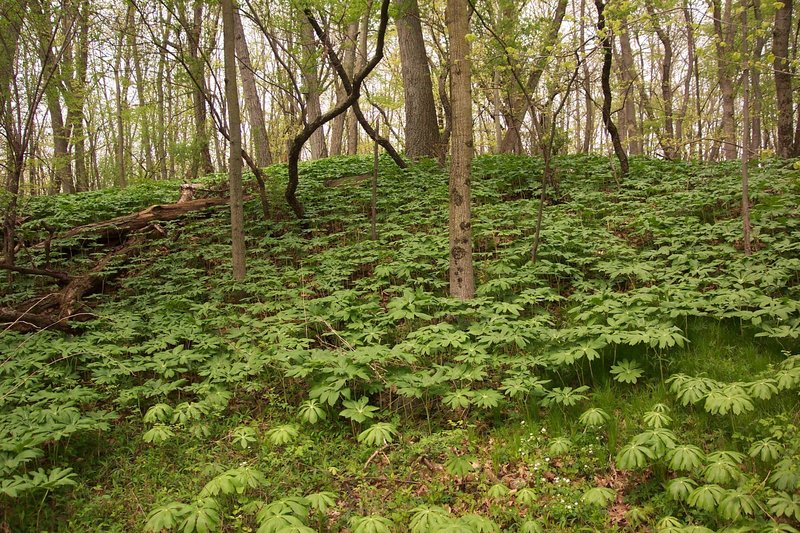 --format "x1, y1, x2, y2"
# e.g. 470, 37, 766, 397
0, 263, 70, 283
0, 306, 79, 333
57, 233, 147, 318
38, 196, 234, 245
